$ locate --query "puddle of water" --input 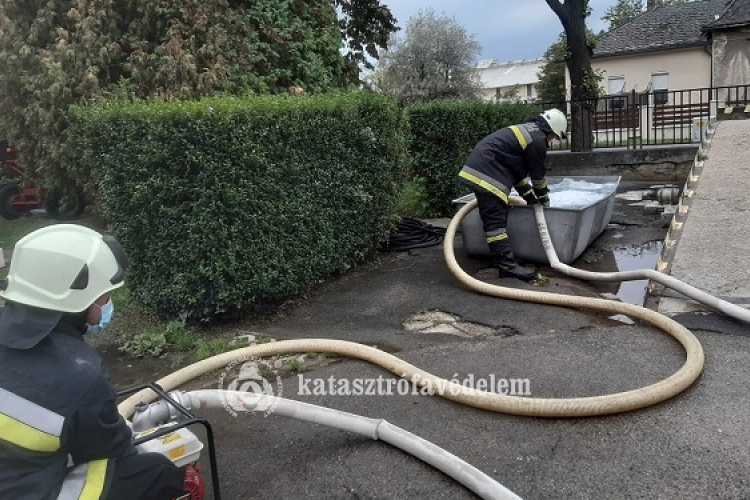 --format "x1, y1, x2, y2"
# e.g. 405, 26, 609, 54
580, 241, 663, 323
610, 241, 663, 306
